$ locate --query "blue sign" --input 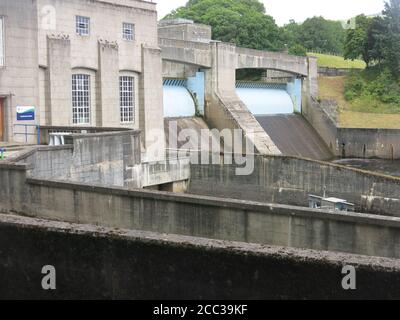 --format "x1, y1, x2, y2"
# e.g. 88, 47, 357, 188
17, 106, 35, 121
